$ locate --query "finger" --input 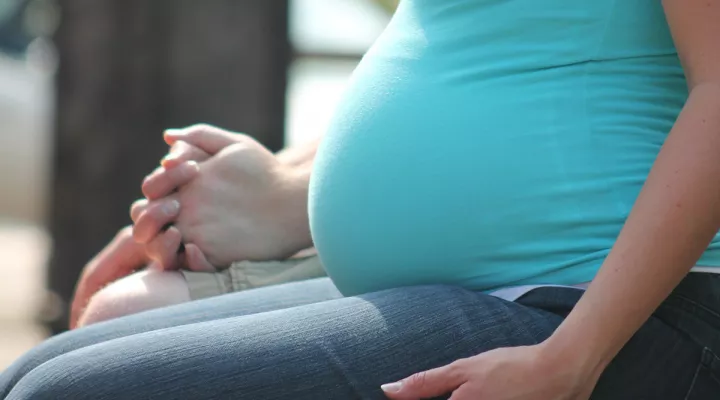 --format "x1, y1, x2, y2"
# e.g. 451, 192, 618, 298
130, 198, 149, 223
184, 243, 217, 272
140, 165, 164, 187
132, 197, 181, 244
70, 226, 149, 329
161, 141, 211, 169
145, 226, 183, 270
164, 124, 243, 155
142, 160, 200, 200
382, 361, 467, 400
